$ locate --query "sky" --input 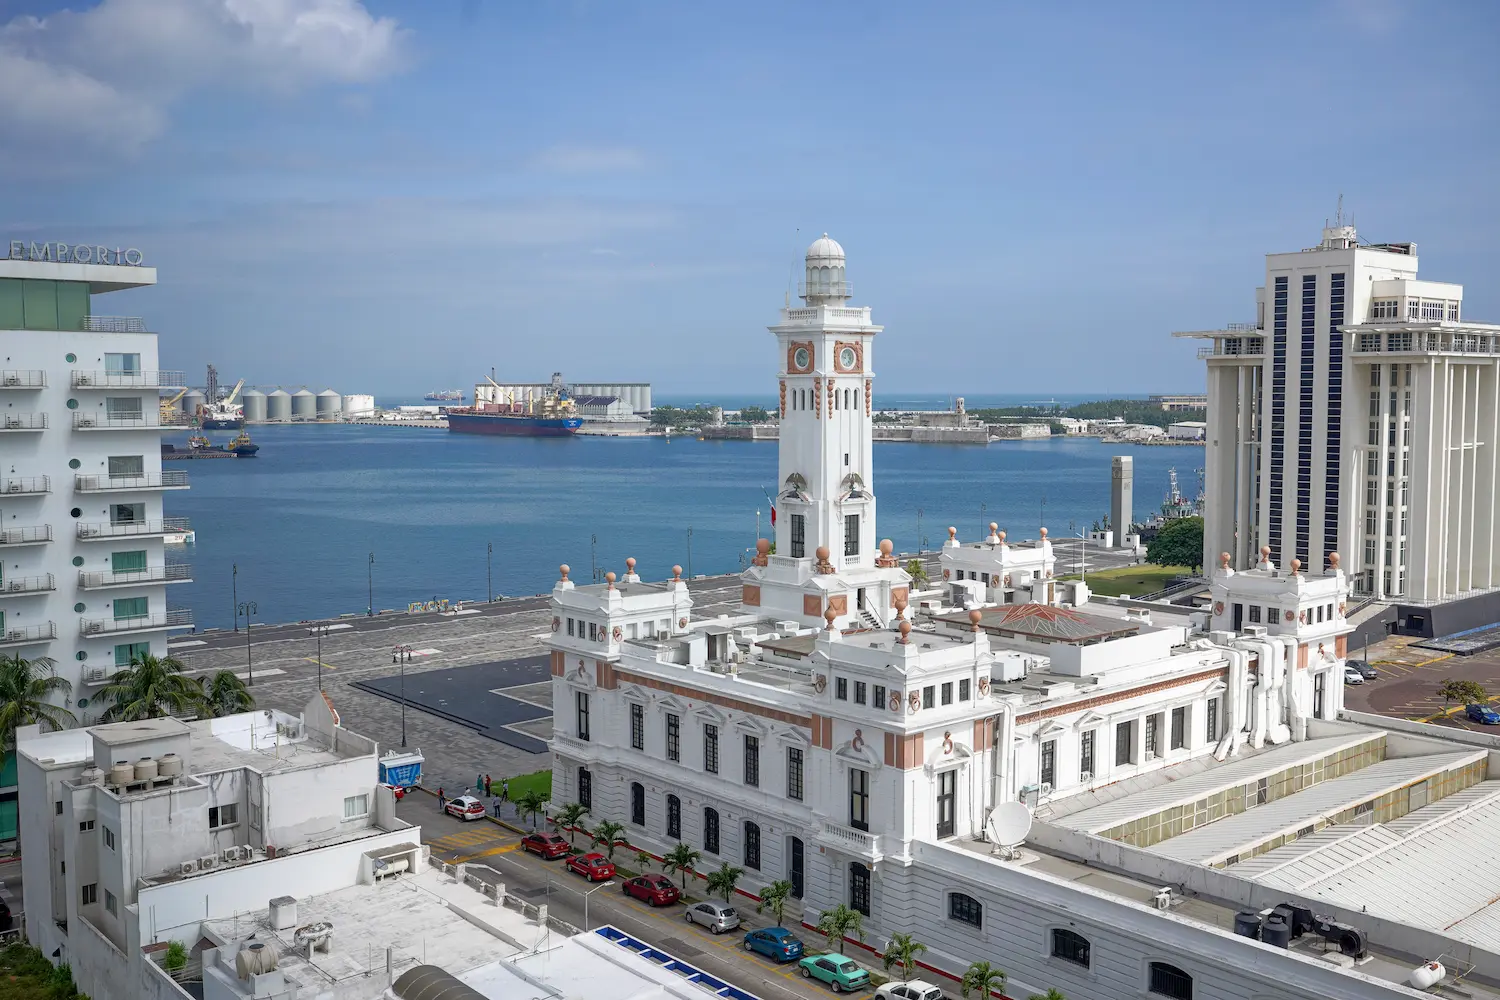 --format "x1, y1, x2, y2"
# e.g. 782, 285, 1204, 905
2, 0, 1496, 398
